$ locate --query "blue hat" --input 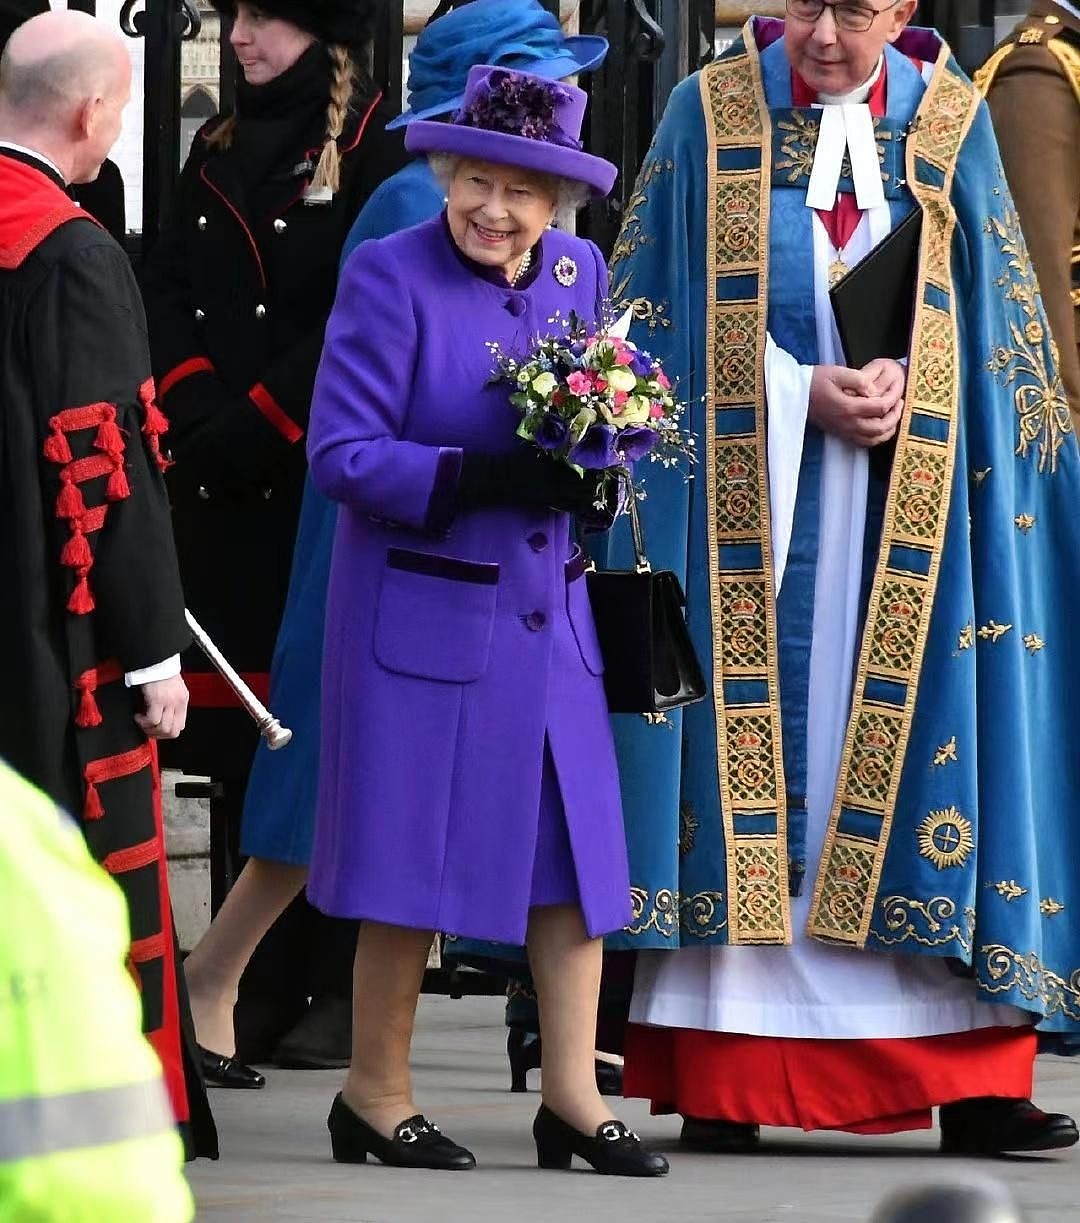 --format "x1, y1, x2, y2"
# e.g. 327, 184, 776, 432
386, 0, 607, 131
